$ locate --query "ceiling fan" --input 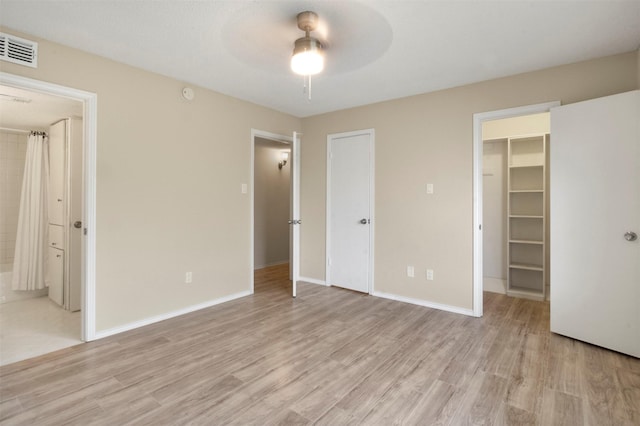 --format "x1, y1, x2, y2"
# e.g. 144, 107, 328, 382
290, 11, 325, 100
